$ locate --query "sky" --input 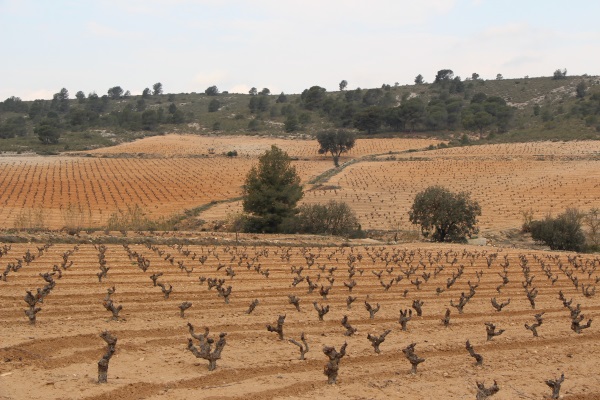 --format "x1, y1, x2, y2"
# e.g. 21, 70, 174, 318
1, 0, 599, 101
